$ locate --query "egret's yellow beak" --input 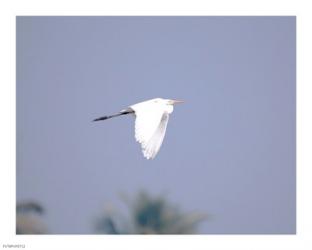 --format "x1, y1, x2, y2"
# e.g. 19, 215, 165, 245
171, 99, 184, 105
